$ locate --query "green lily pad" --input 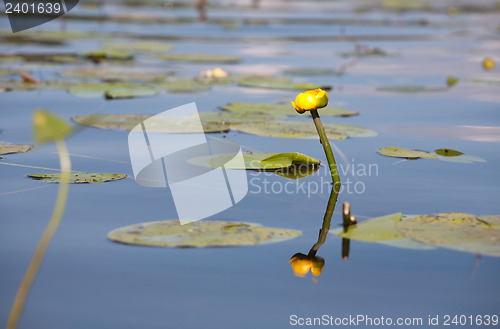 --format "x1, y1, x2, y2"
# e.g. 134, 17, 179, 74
238, 76, 323, 90
332, 213, 404, 241
434, 148, 464, 157
231, 121, 375, 139
28, 172, 128, 183
273, 165, 320, 180
33, 109, 73, 145
199, 110, 283, 124
105, 86, 159, 99
84, 49, 134, 62
330, 213, 434, 250
0, 143, 32, 155
107, 220, 301, 248
376, 85, 448, 93
102, 41, 173, 52
189, 152, 320, 170
220, 102, 358, 117
153, 53, 241, 63
378, 147, 437, 159
396, 213, 500, 257
71, 114, 229, 133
